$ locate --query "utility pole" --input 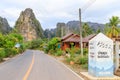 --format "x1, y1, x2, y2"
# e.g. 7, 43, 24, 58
79, 8, 83, 57
79, 0, 96, 57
